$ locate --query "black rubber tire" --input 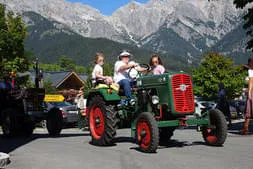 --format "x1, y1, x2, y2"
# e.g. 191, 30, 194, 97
202, 109, 227, 146
88, 95, 117, 146
1, 108, 20, 137
22, 120, 35, 137
159, 127, 176, 145
136, 112, 159, 153
47, 108, 63, 136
